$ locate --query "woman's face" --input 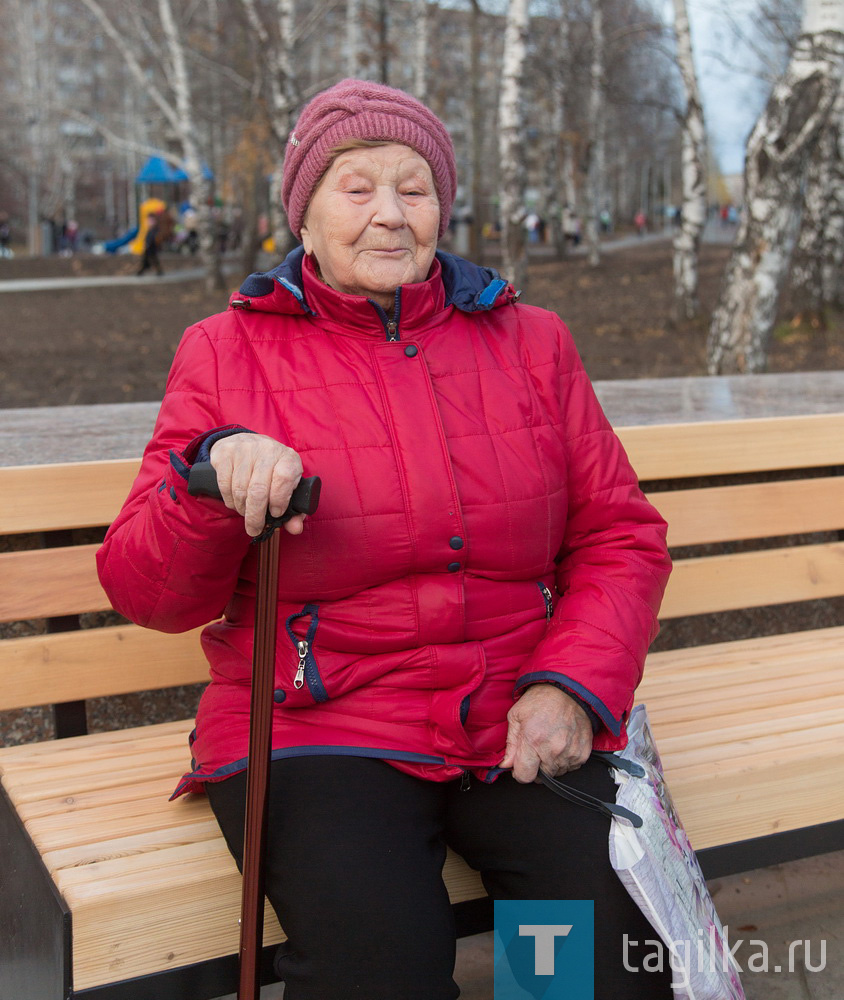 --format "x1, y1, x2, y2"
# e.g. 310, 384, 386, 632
300, 143, 440, 312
